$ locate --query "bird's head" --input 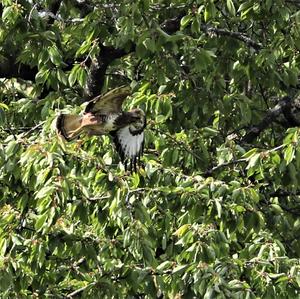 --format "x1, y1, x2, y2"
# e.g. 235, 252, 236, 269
129, 108, 146, 133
